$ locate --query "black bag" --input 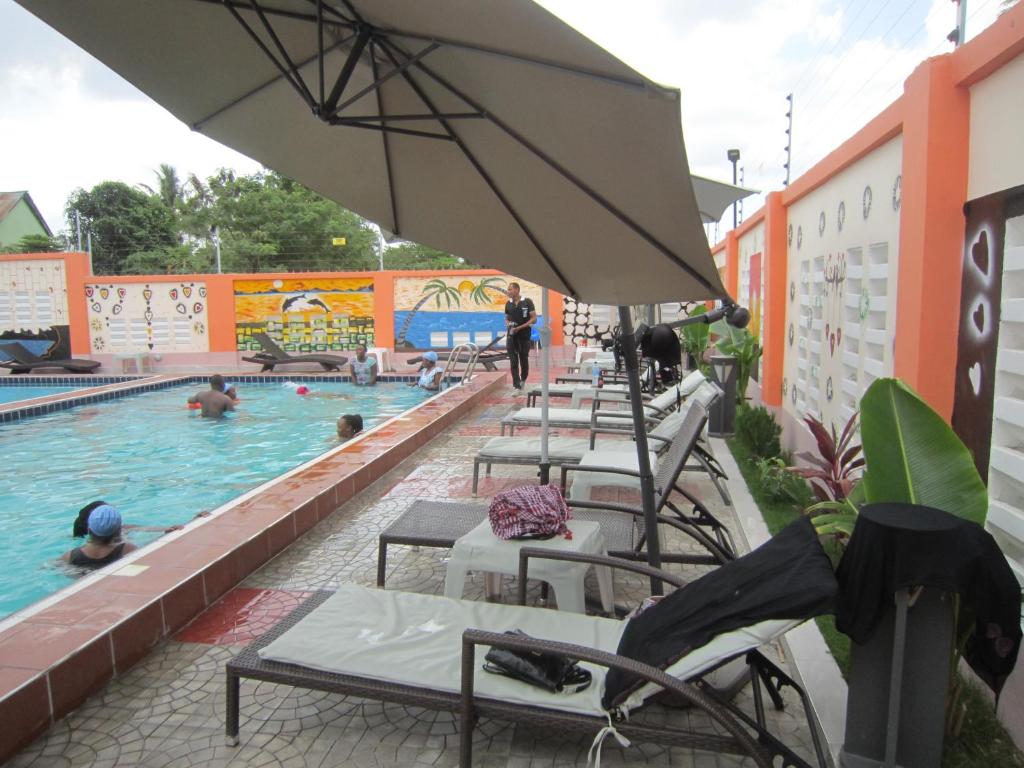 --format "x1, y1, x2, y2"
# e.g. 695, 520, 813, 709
483, 630, 592, 693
